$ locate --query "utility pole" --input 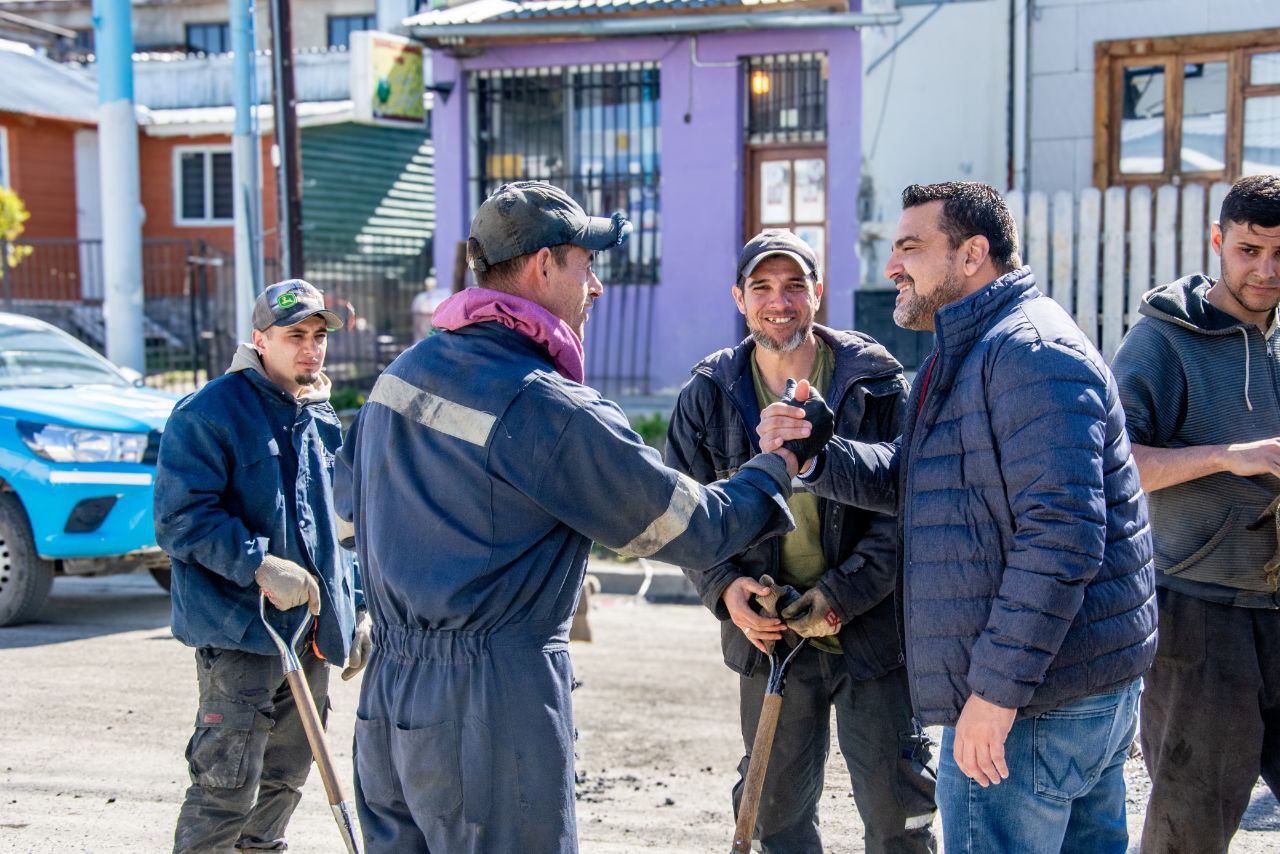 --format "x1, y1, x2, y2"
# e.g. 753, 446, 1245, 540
92, 0, 145, 372
268, 0, 304, 279
230, 0, 263, 341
